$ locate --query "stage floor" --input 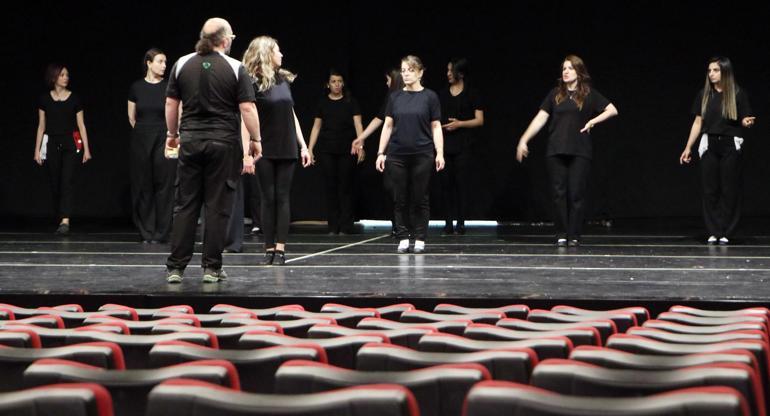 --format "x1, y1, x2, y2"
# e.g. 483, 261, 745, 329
1, 220, 769, 309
